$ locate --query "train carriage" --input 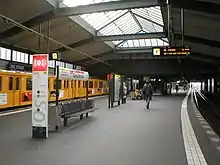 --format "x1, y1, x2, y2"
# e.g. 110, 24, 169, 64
0, 70, 108, 110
